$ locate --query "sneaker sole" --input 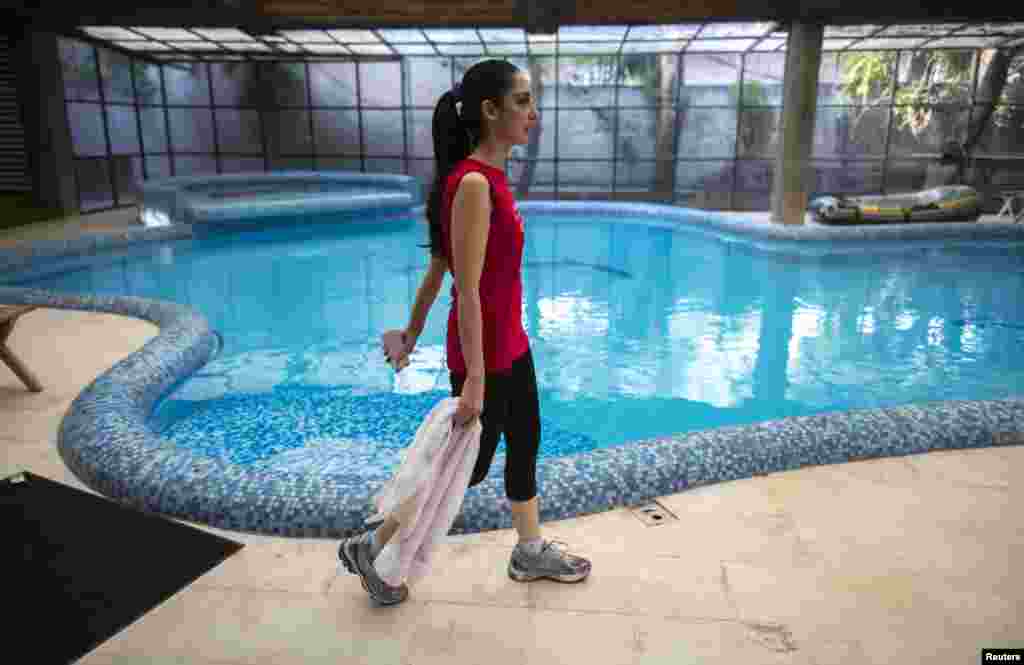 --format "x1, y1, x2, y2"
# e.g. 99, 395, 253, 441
338, 540, 408, 606
508, 560, 590, 584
